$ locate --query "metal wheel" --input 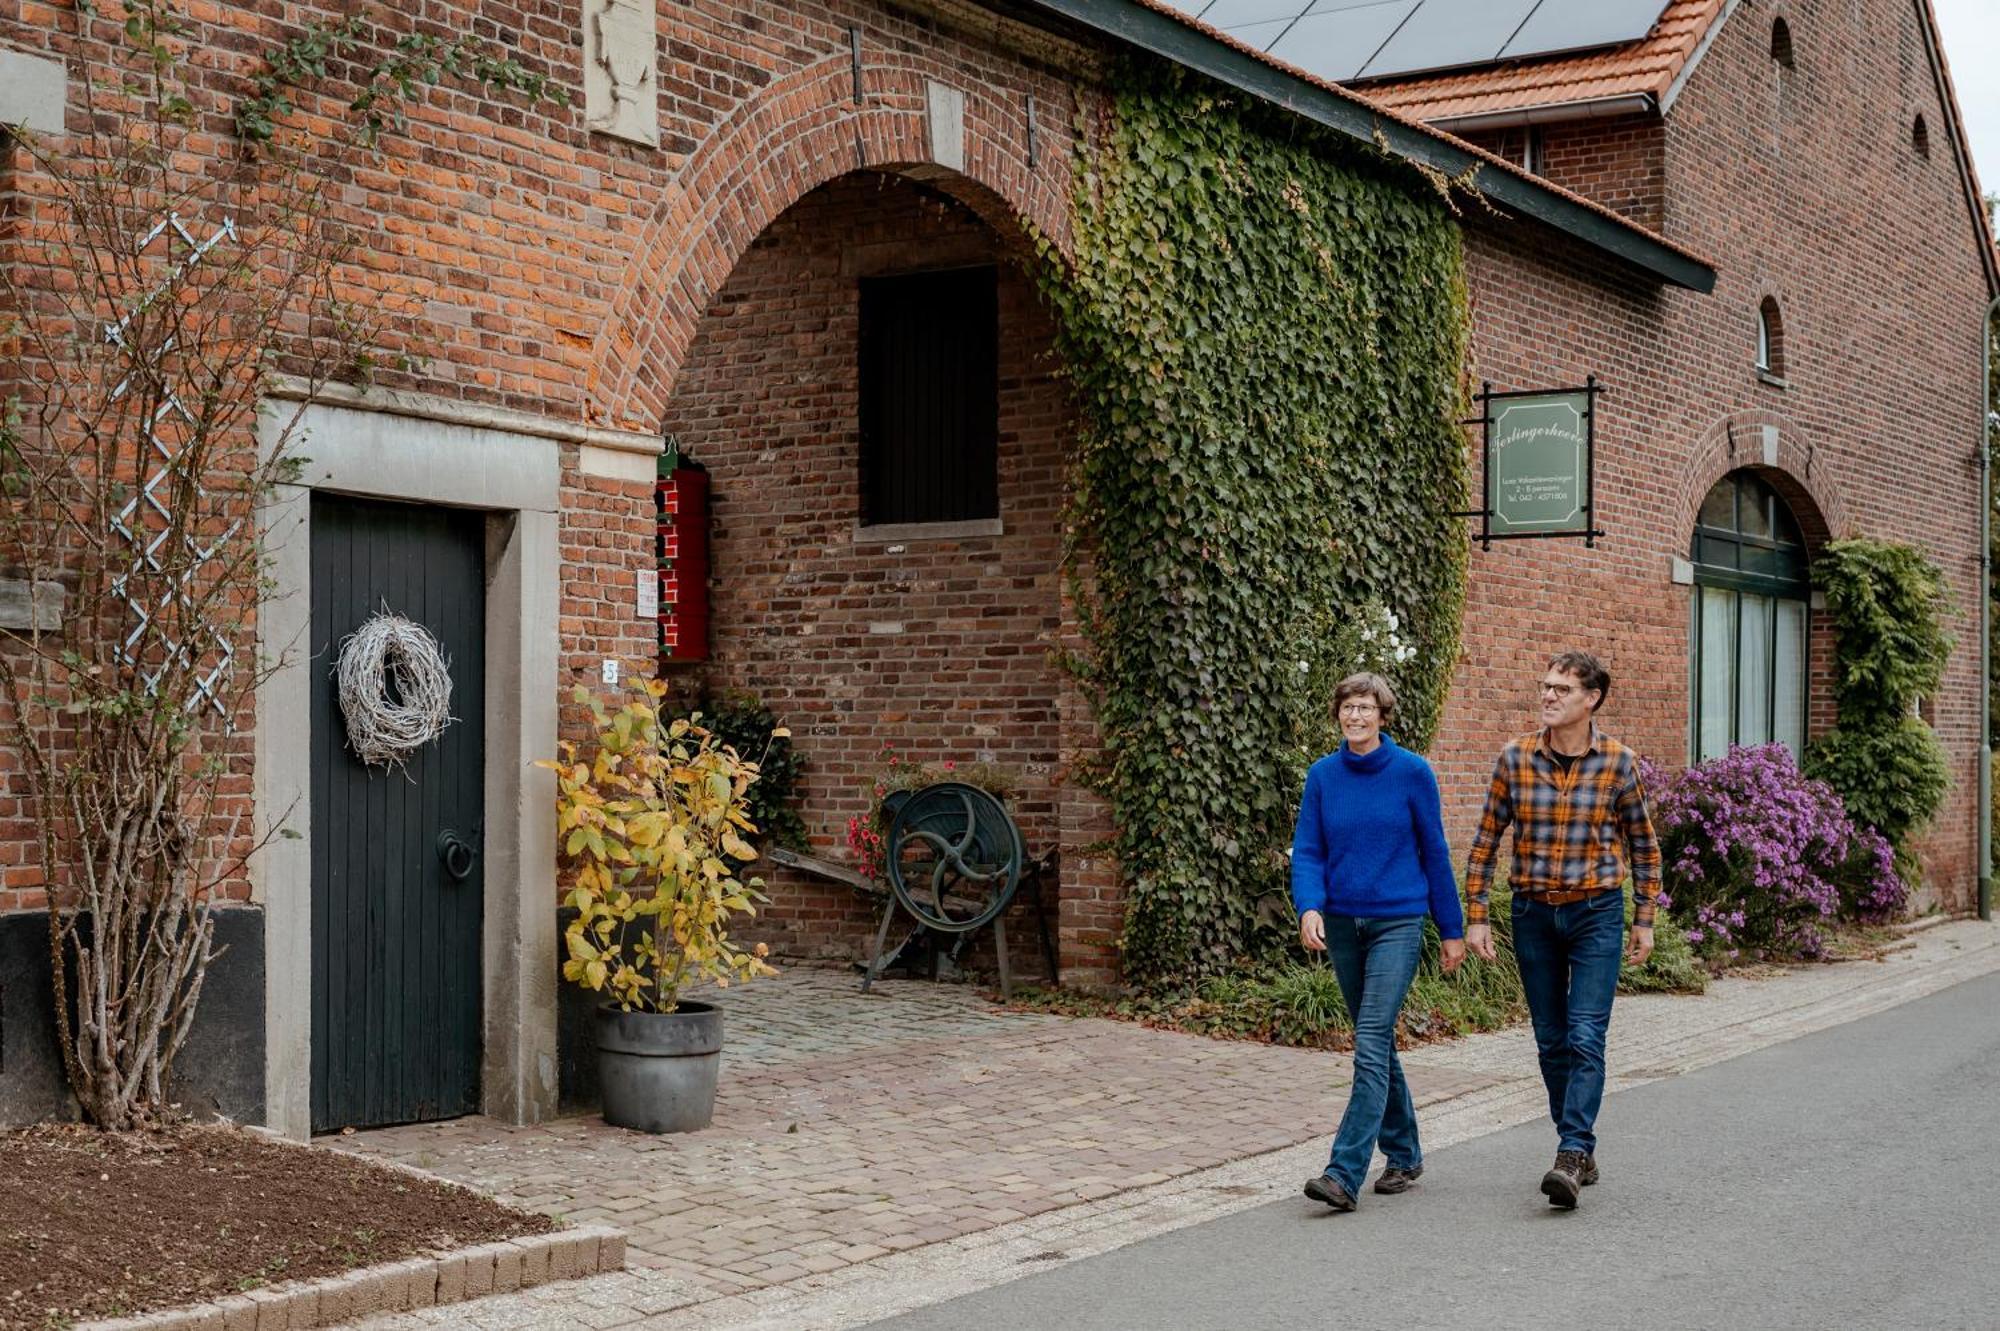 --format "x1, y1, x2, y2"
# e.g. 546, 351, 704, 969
883, 782, 1025, 934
